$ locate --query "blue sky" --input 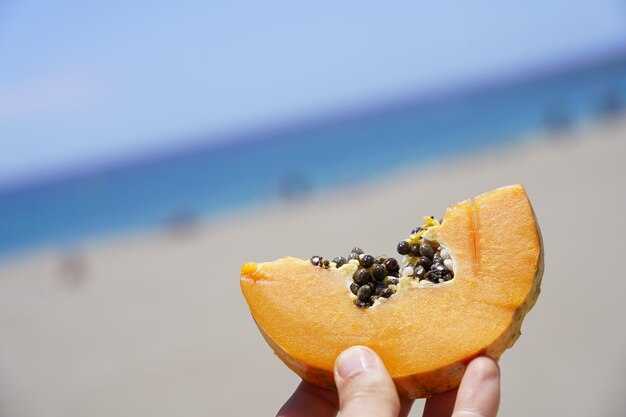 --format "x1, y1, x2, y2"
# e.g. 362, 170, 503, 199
1, 1, 626, 188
